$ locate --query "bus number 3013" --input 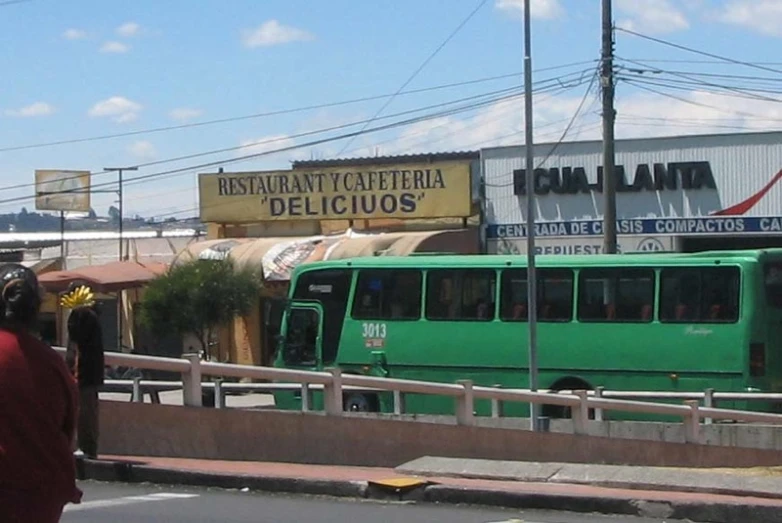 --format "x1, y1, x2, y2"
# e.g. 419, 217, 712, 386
362, 322, 387, 339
